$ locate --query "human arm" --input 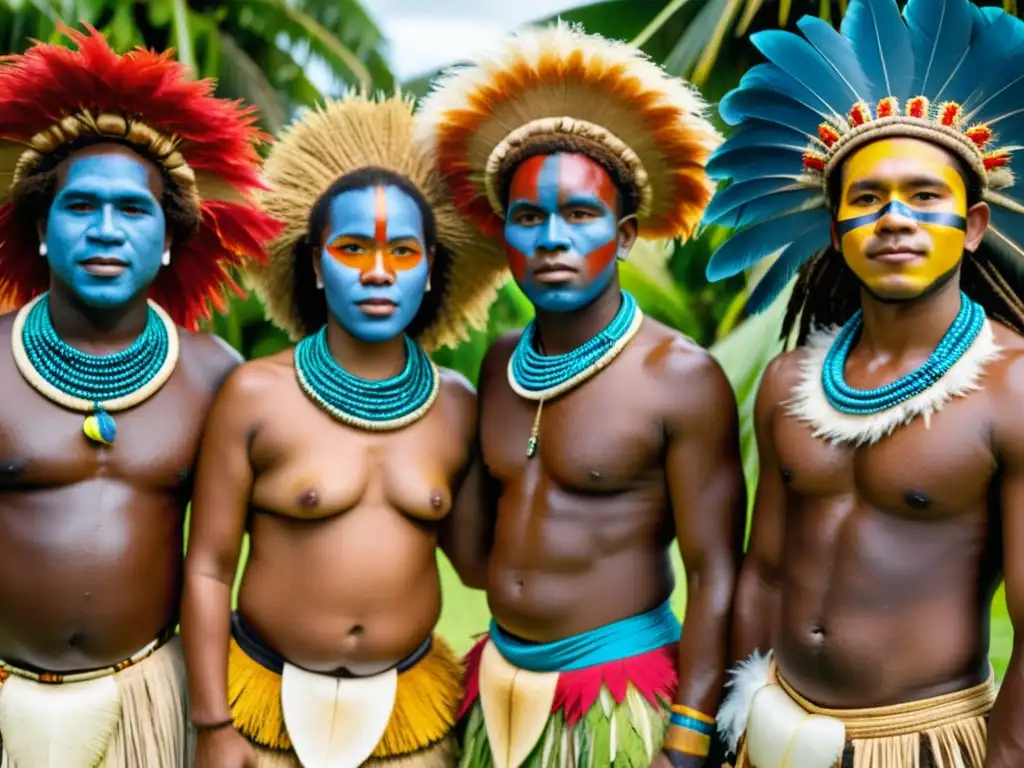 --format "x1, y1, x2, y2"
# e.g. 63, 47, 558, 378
180, 365, 260, 746
438, 341, 509, 590
659, 349, 747, 768
730, 355, 789, 663
440, 450, 497, 590
984, 353, 1024, 767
